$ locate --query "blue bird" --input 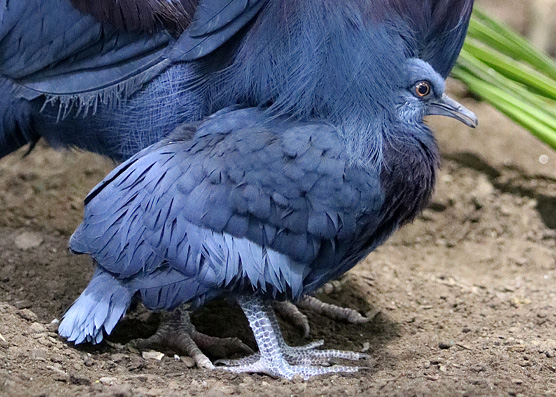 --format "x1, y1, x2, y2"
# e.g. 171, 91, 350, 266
57, 0, 477, 379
